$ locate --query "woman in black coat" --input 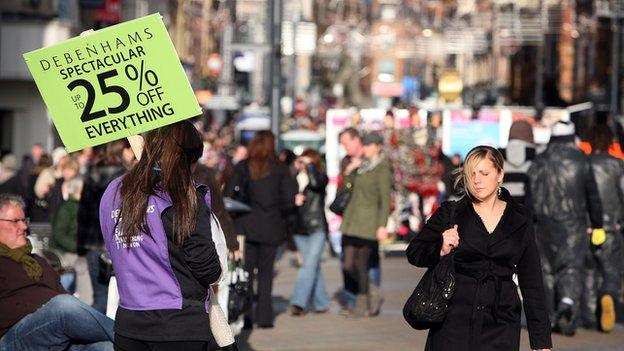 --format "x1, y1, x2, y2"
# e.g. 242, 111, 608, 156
406, 146, 551, 351
224, 131, 297, 328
